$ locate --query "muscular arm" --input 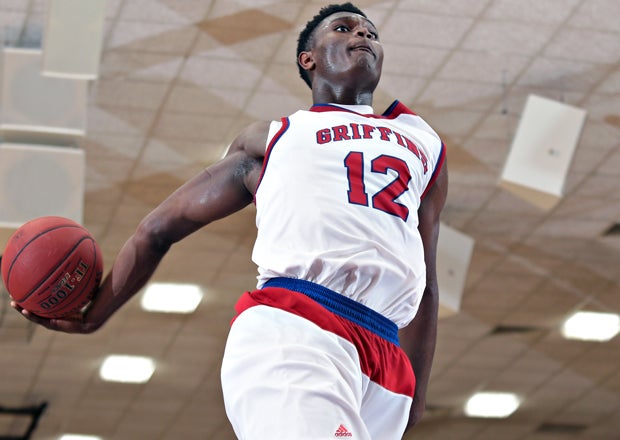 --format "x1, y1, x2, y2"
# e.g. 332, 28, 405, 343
400, 159, 448, 430
15, 121, 271, 333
